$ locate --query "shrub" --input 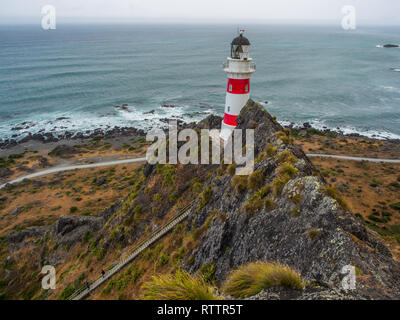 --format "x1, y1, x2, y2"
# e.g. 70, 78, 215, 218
397, 175, 400, 182
198, 186, 212, 209
227, 162, 236, 176
232, 176, 248, 194
159, 252, 169, 266
277, 131, 294, 145
308, 229, 320, 241
265, 143, 277, 157
134, 206, 142, 220
272, 175, 290, 196
277, 162, 298, 177
255, 152, 267, 163
222, 261, 304, 298
276, 151, 297, 164
291, 208, 301, 217
199, 263, 216, 284
70, 206, 78, 213
390, 203, 400, 211
243, 198, 263, 215
58, 285, 75, 300
140, 269, 218, 300
255, 185, 272, 199
264, 198, 276, 210
324, 186, 349, 210
248, 170, 265, 191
